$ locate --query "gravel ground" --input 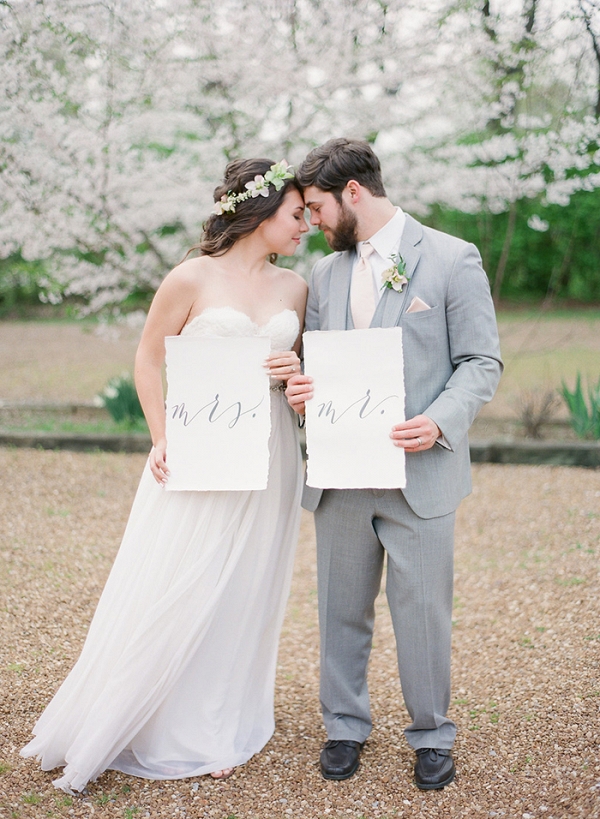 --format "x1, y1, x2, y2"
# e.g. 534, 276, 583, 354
0, 450, 598, 818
